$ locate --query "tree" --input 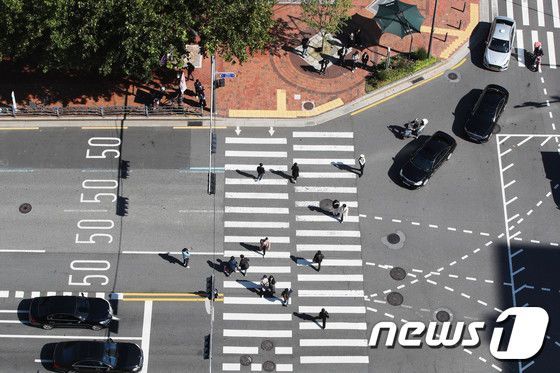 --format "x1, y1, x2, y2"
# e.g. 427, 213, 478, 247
300, 0, 352, 51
